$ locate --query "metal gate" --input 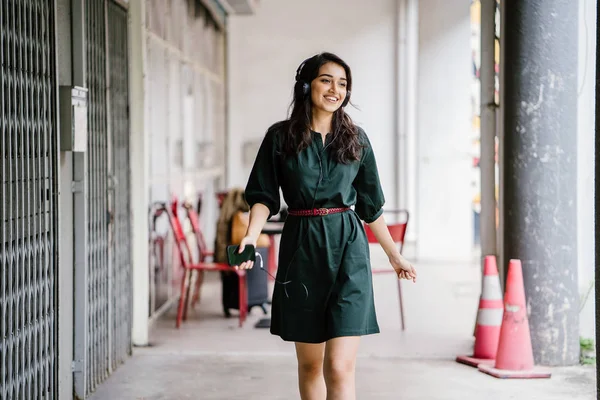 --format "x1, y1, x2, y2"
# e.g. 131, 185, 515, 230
74, 0, 131, 397
85, 0, 110, 394
107, 0, 132, 373
0, 0, 59, 399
